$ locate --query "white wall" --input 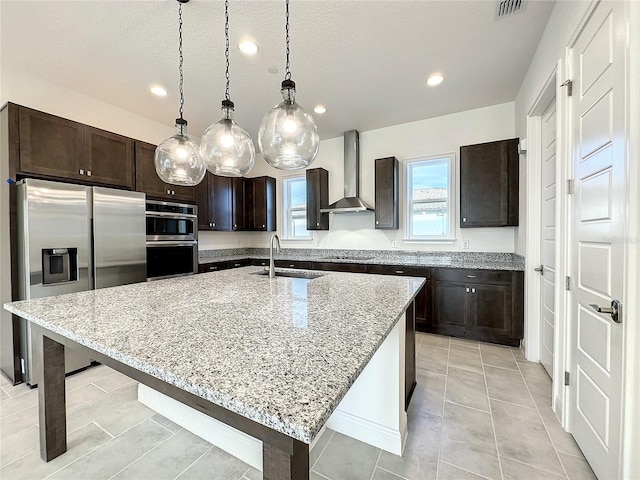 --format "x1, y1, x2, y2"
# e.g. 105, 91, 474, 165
199, 102, 517, 253
513, 1, 592, 255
